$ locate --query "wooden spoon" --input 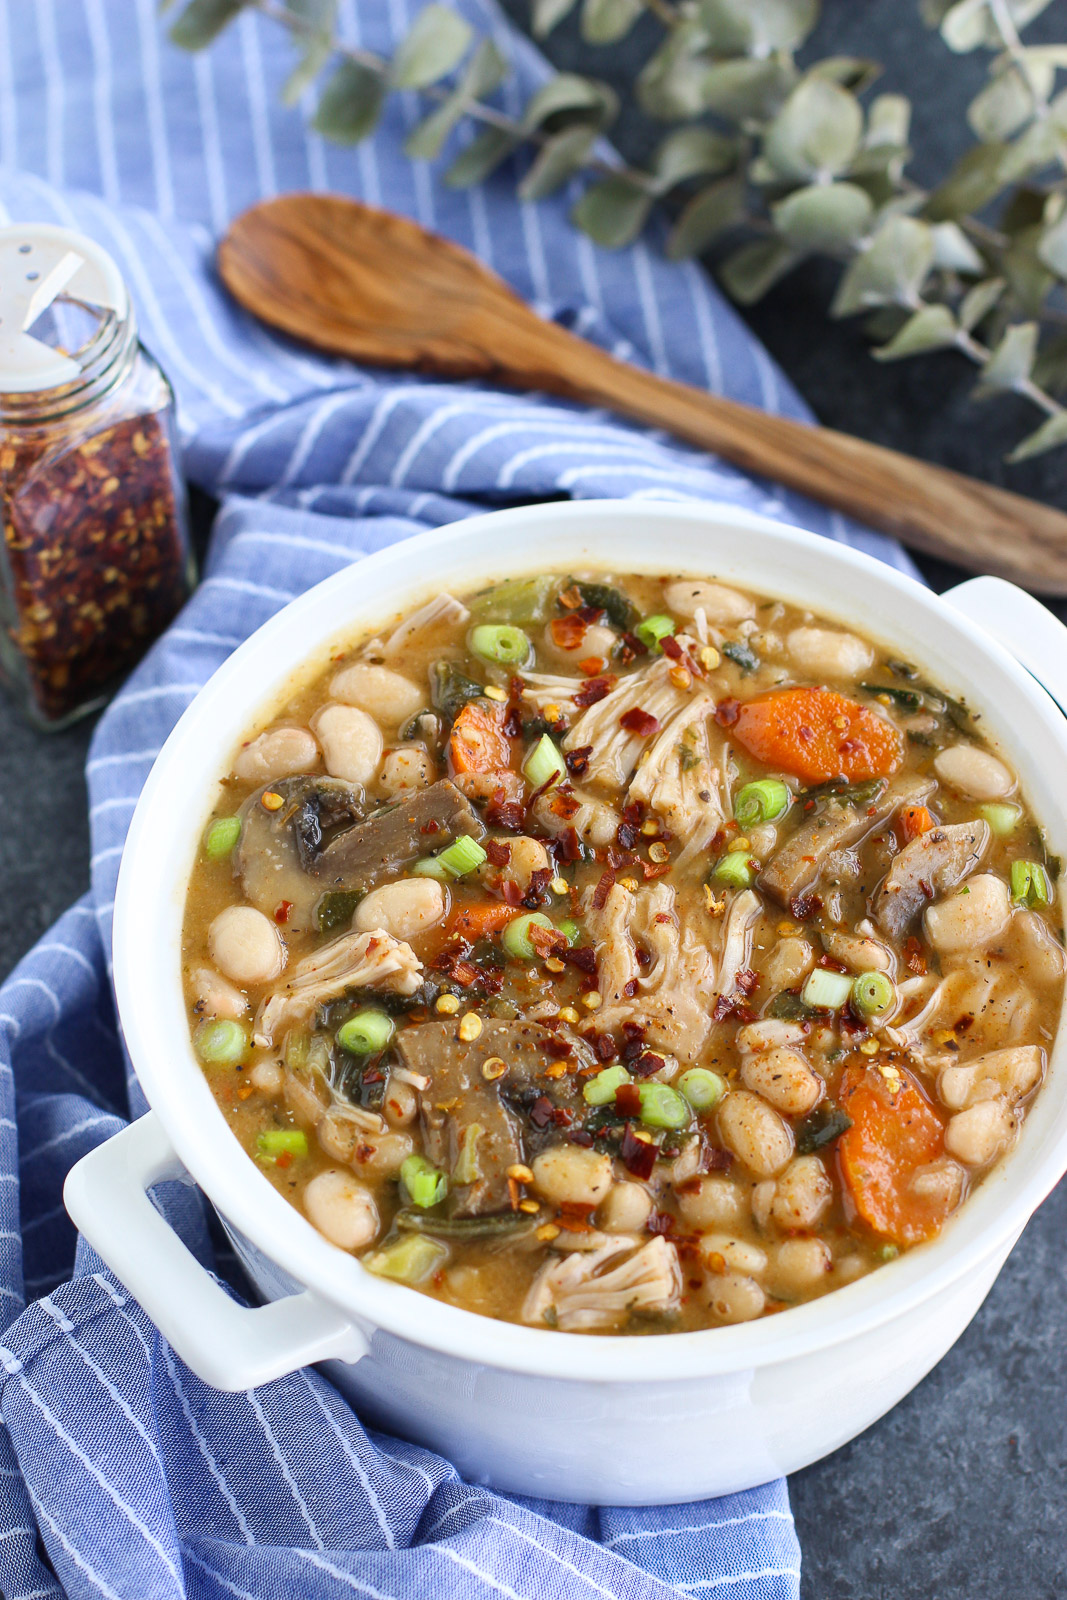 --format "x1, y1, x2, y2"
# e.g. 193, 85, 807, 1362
219, 193, 1067, 593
